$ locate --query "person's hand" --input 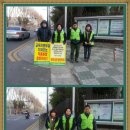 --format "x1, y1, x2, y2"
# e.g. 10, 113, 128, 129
85, 42, 87, 45
48, 129, 50, 130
